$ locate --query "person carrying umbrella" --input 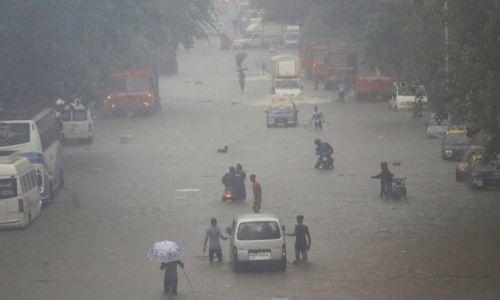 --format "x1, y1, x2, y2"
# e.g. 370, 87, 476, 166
147, 240, 189, 295
160, 260, 184, 295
